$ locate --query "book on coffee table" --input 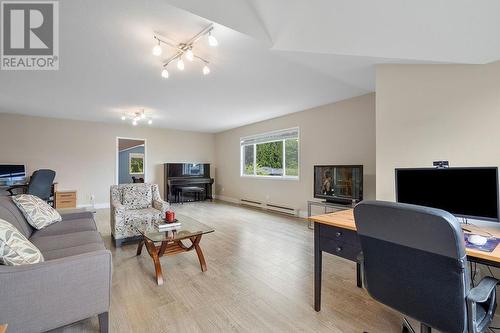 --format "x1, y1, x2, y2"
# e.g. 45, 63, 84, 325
155, 222, 181, 231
